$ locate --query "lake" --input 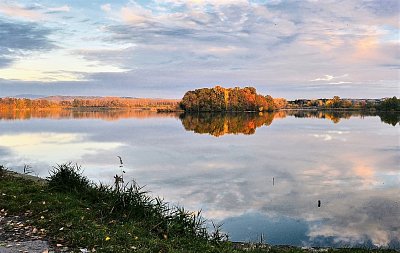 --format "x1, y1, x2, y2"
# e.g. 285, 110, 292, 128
0, 109, 399, 248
